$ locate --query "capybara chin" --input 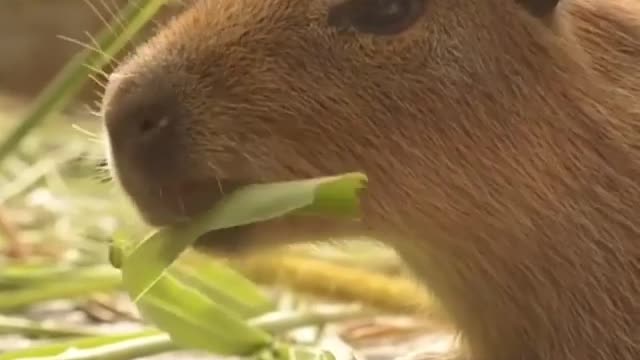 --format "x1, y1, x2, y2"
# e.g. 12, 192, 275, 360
101, 0, 640, 359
